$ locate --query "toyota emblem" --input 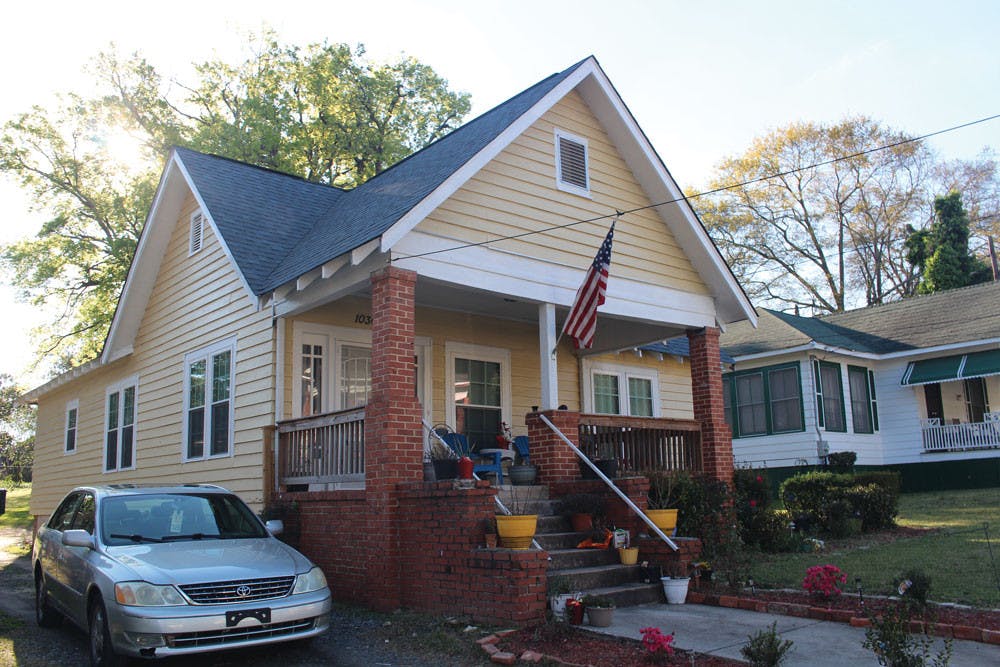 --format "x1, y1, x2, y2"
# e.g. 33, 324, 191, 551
236, 585, 252, 598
